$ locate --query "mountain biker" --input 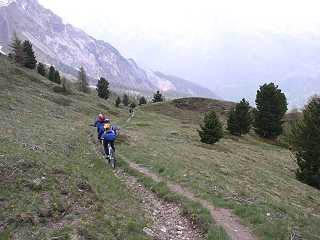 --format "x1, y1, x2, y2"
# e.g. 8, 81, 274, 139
101, 123, 117, 160
94, 113, 110, 141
